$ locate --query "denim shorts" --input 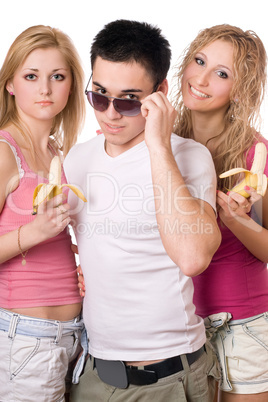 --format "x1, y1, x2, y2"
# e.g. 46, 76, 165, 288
0, 307, 84, 402
204, 312, 268, 394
